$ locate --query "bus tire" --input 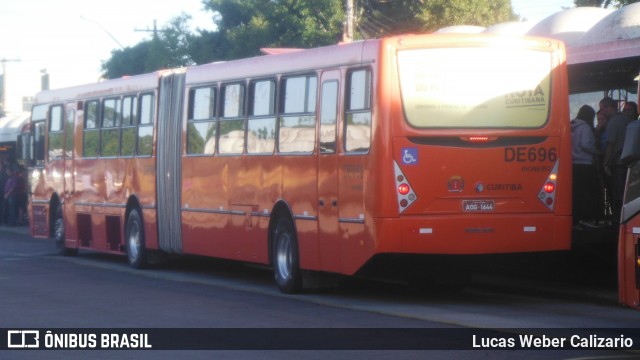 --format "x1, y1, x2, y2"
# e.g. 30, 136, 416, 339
52, 205, 77, 257
272, 216, 302, 294
126, 208, 147, 269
